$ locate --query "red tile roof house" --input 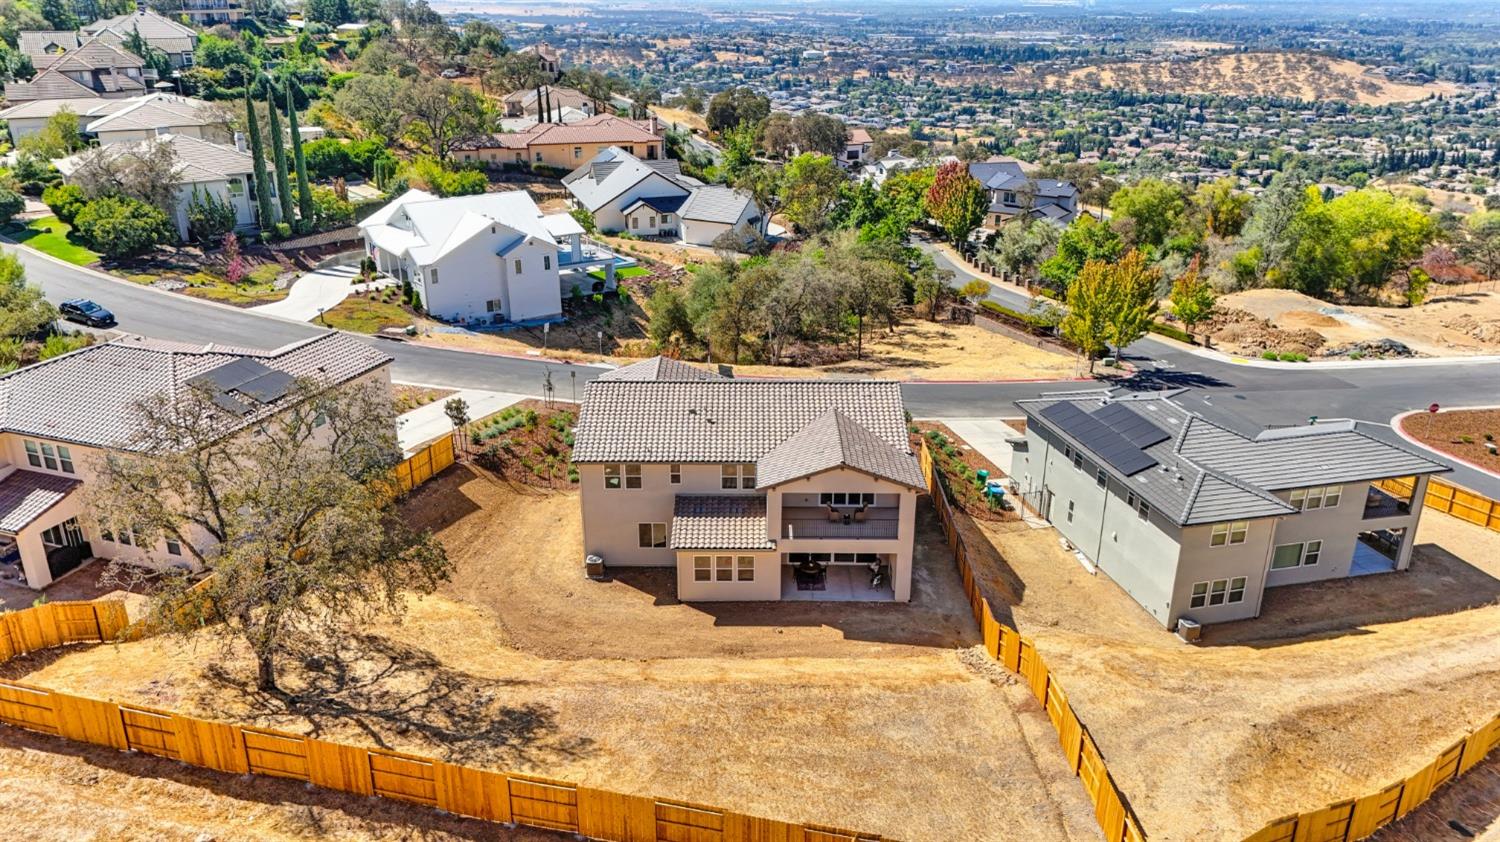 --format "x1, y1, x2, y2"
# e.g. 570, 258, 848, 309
455, 113, 665, 171
572, 357, 926, 602
0, 335, 393, 591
